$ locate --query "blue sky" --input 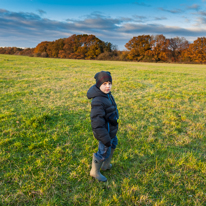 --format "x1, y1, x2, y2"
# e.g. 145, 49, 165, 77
1, 0, 206, 50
